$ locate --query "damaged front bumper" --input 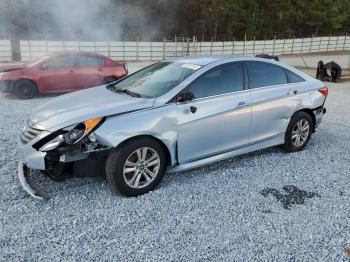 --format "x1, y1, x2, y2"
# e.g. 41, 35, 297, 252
18, 160, 49, 200
18, 128, 109, 200
0, 80, 14, 93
